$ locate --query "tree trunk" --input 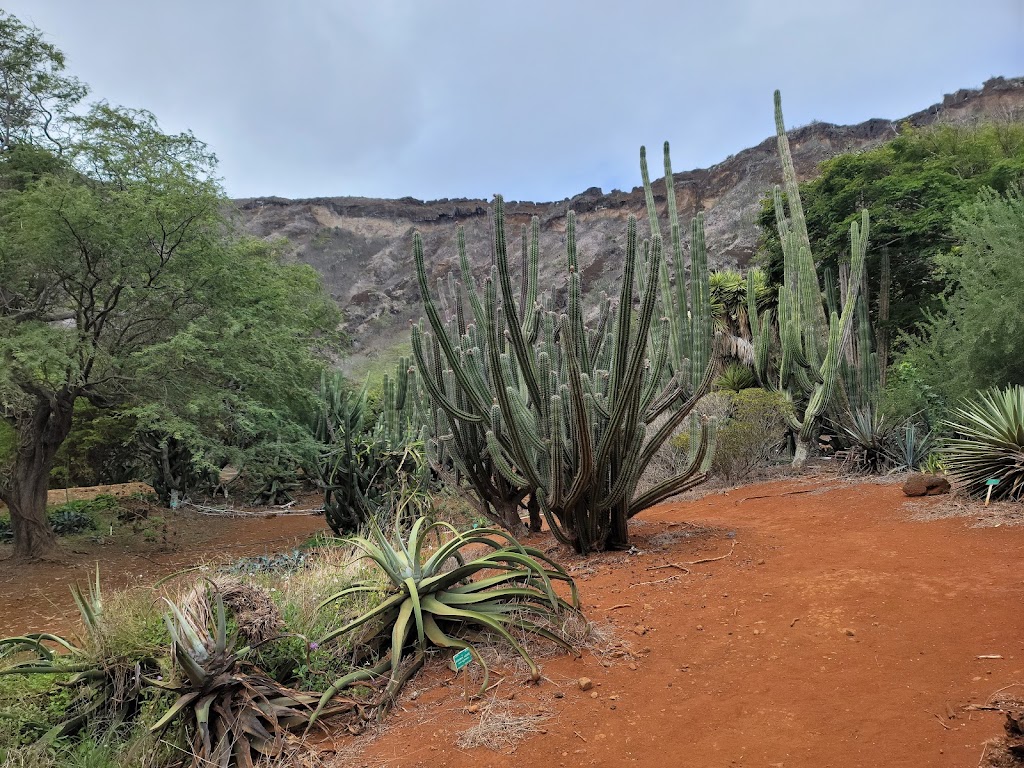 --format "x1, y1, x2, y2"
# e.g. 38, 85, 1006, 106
489, 498, 527, 539
792, 436, 811, 468
1, 391, 76, 560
